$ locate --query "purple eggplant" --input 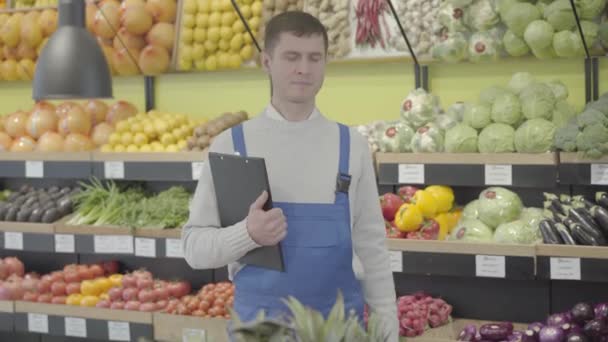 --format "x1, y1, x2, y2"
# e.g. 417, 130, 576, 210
539, 326, 566, 342
547, 313, 571, 327
566, 332, 589, 342
560, 323, 582, 336
480, 324, 512, 341
458, 324, 477, 341
583, 319, 608, 339
521, 330, 537, 342
507, 331, 524, 342
529, 322, 545, 336
571, 303, 595, 324
594, 302, 608, 320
